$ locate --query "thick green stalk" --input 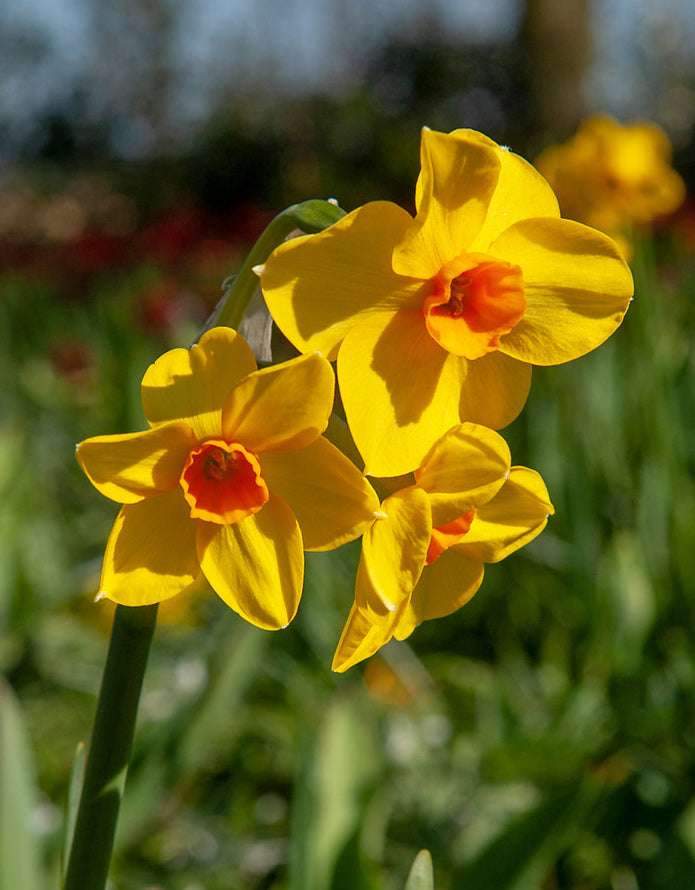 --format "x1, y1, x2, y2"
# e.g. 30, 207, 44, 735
215, 199, 345, 330
62, 603, 158, 890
